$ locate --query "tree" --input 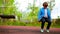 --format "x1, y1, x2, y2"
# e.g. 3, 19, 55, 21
26, 0, 39, 22
48, 0, 55, 10
0, 0, 16, 15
